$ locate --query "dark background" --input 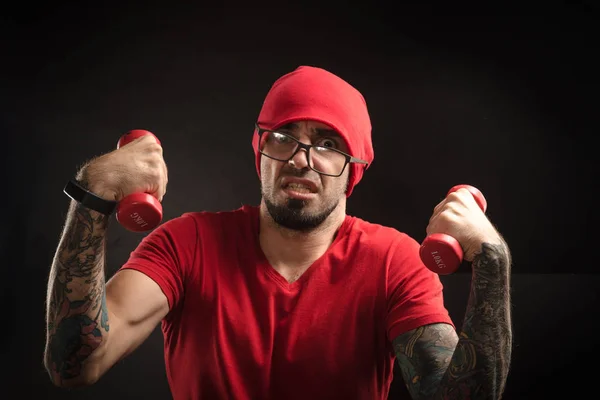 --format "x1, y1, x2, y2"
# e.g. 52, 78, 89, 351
1, 1, 598, 399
